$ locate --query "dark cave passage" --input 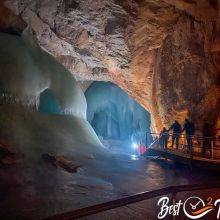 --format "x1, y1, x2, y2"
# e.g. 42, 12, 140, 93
85, 82, 153, 153
38, 88, 61, 114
